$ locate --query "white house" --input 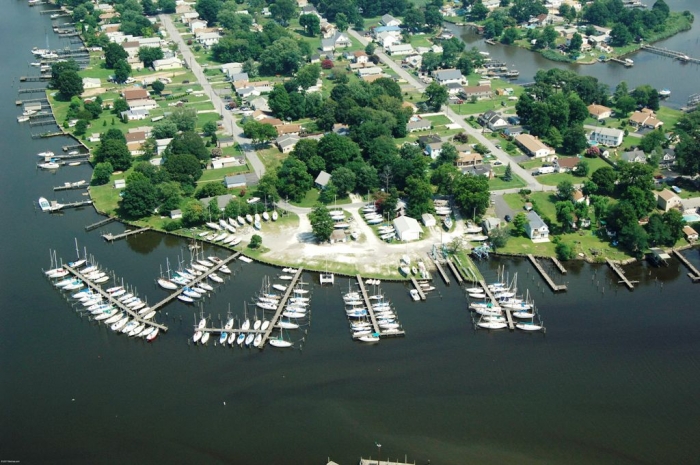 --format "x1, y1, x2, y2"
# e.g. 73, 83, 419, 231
321, 32, 350, 52
189, 20, 207, 33
120, 109, 149, 121
128, 99, 158, 111
589, 127, 624, 147
276, 134, 300, 153
657, 189, 682, 212
525, 211, 550, 242
387, 44, 415, 55
220, 62, 243, 77
432, 69, 463, 86
114, 179, 126, 189
424, 142, 443, 159
374, 31, 401, 49
393, 216, 422, 242
211, 157, 244, 170
588, 104, 612, 121
357, 67, 383, 78
380, 14, 401, 27
153, 57, 182, 71
196, 31, 221, 46
479, 110, 508, 131
82, 77, 101, 89
515, 134, 555, 158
